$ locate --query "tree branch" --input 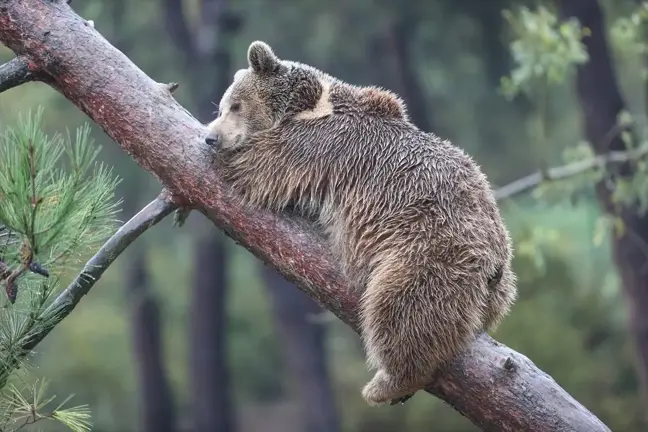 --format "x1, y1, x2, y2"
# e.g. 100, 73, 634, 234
0, 1, 611, 431
0, 57, 38, 93
493, 142, 648, 201
0, 191, 175, 386
18, 192, 175, 361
